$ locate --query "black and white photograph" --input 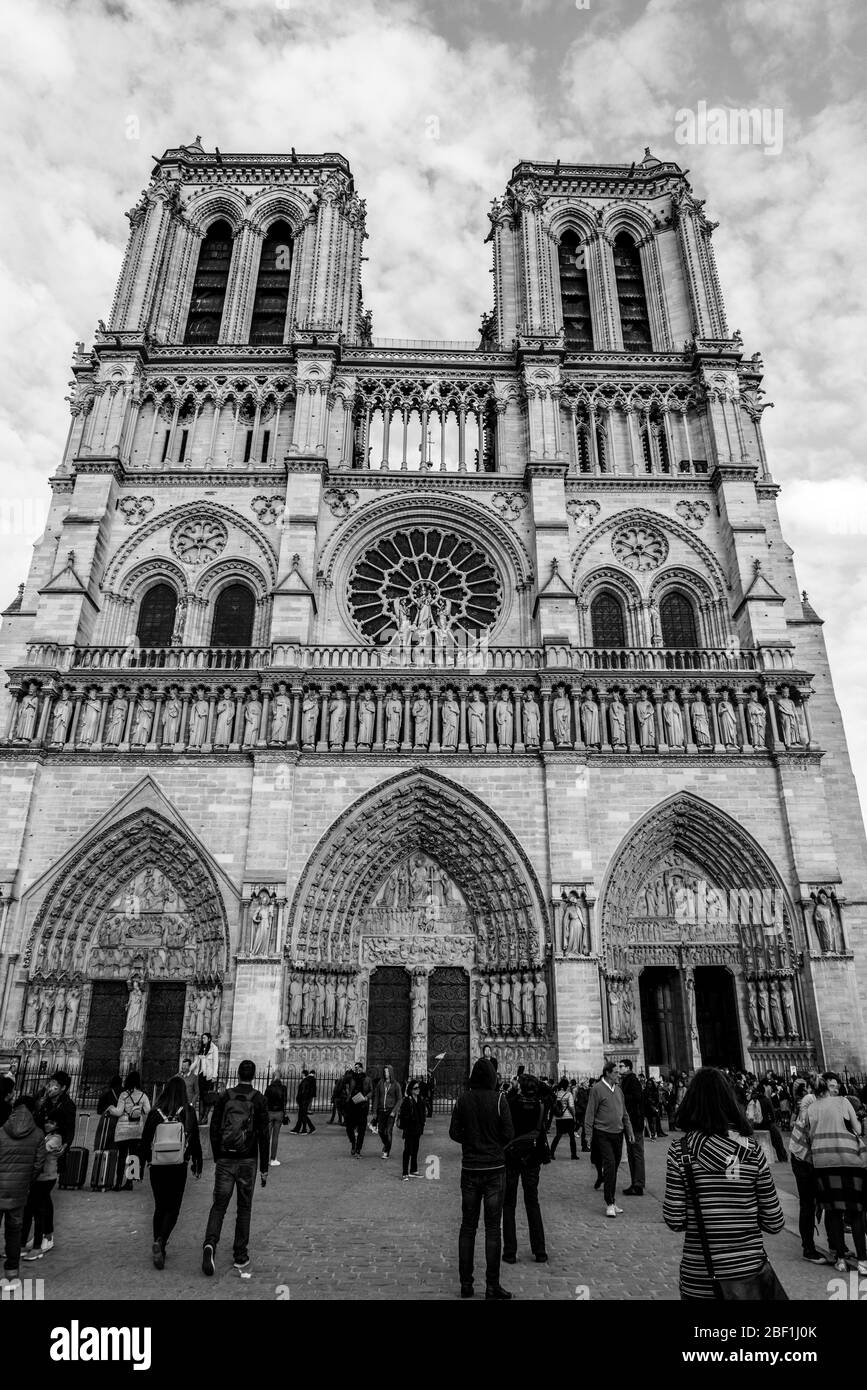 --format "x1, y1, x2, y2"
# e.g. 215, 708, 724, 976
0, 0, 865, 1363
